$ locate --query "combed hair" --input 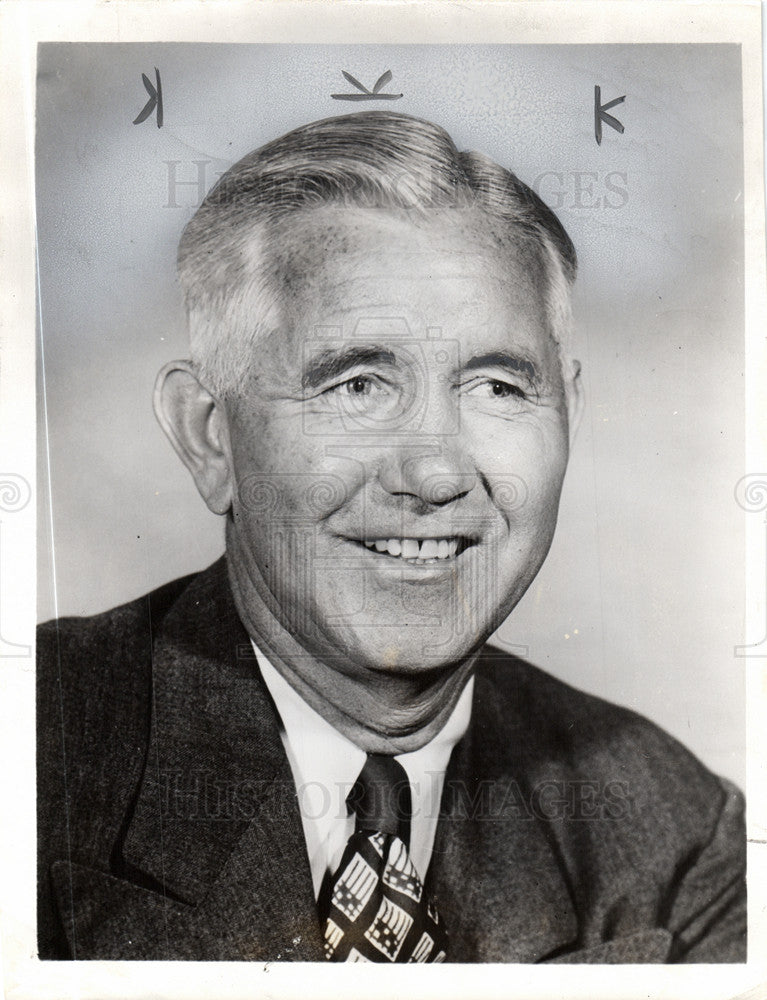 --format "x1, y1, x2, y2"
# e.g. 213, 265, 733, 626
177, 111, 577, 397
